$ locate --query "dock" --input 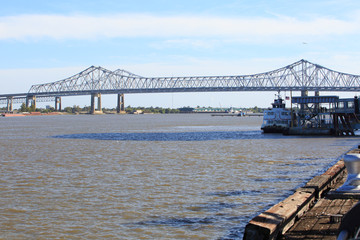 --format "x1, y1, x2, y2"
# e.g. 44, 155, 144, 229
285, 95, 360, 136
243, 148, 360, 240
